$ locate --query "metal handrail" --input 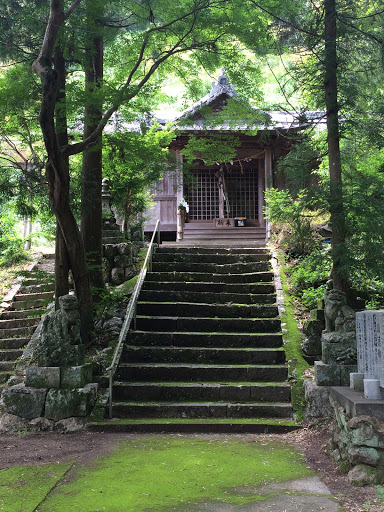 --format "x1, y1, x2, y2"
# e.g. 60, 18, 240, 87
106, 220, 161, 418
